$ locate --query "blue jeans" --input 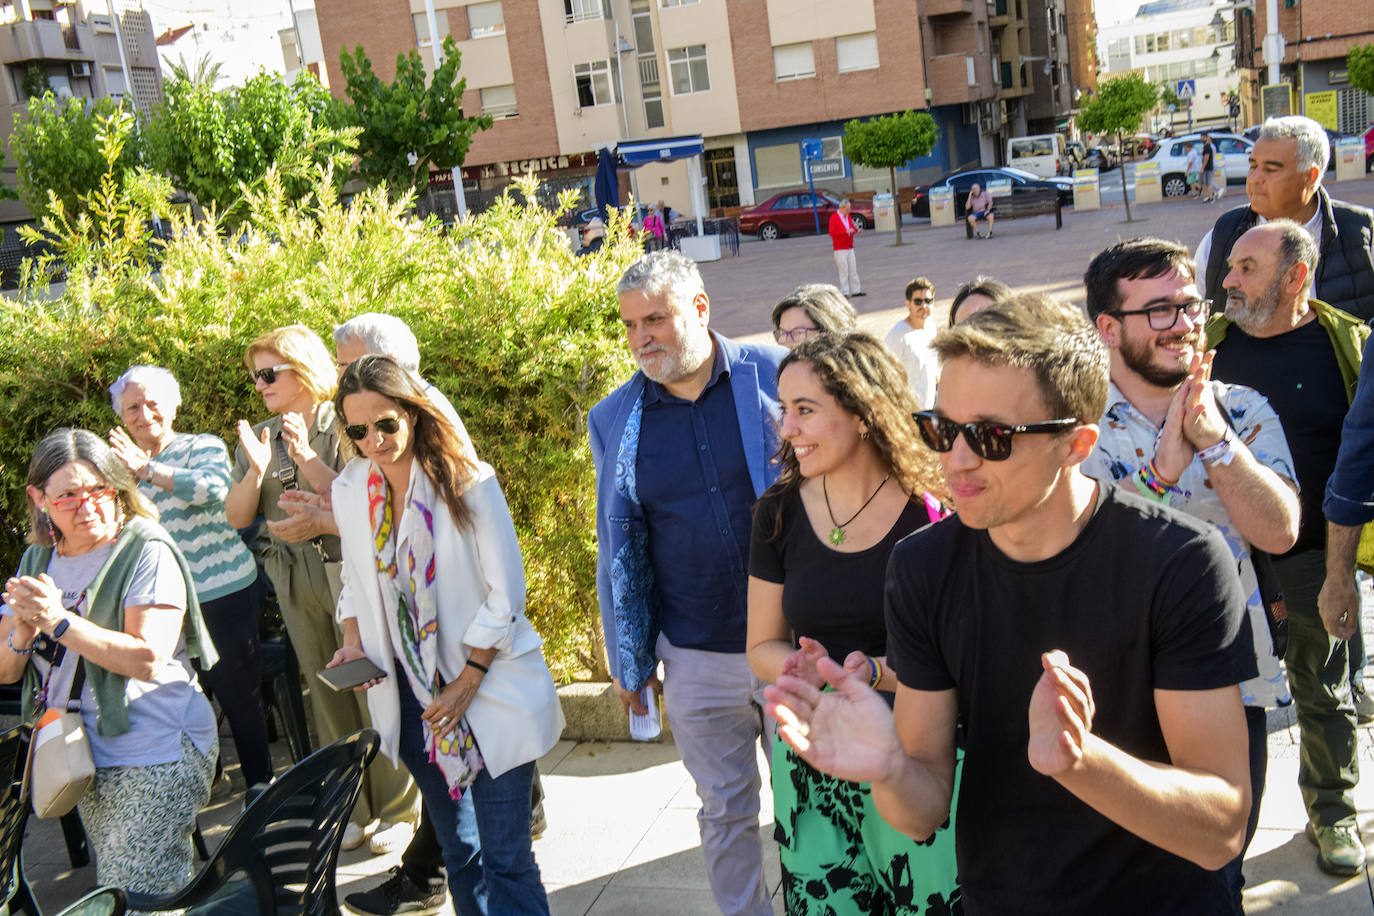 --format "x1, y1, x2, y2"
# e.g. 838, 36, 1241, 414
395, 670, 550, 916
